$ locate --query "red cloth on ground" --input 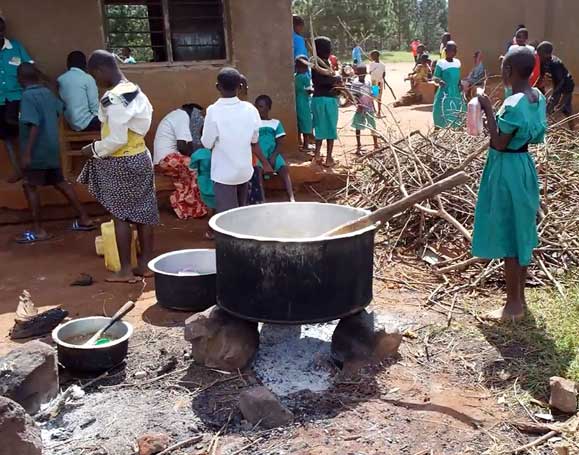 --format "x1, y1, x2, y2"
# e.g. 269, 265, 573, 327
158, 153, 208, 220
